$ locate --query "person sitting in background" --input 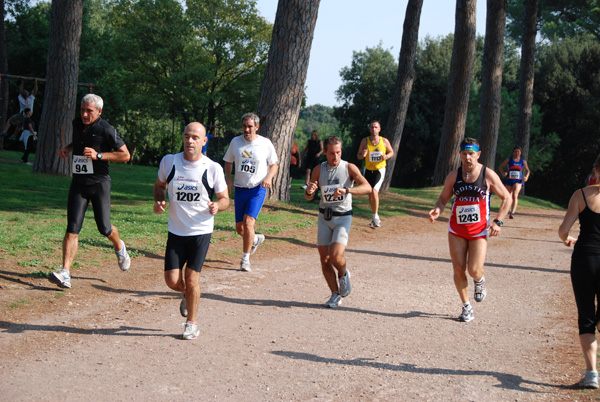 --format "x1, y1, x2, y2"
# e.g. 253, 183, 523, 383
19, 108, 37, 165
